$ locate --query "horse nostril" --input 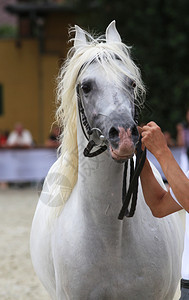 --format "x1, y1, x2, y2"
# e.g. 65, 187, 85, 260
109, 127, 119, 139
